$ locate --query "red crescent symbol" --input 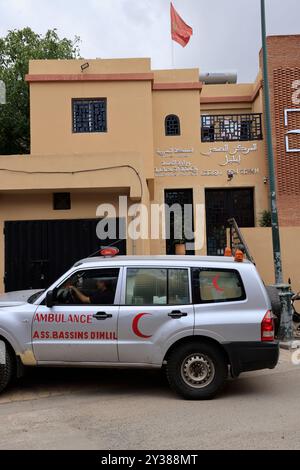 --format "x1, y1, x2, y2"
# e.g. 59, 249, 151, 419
212, 274, 224, 292
132, 313, 152, 339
